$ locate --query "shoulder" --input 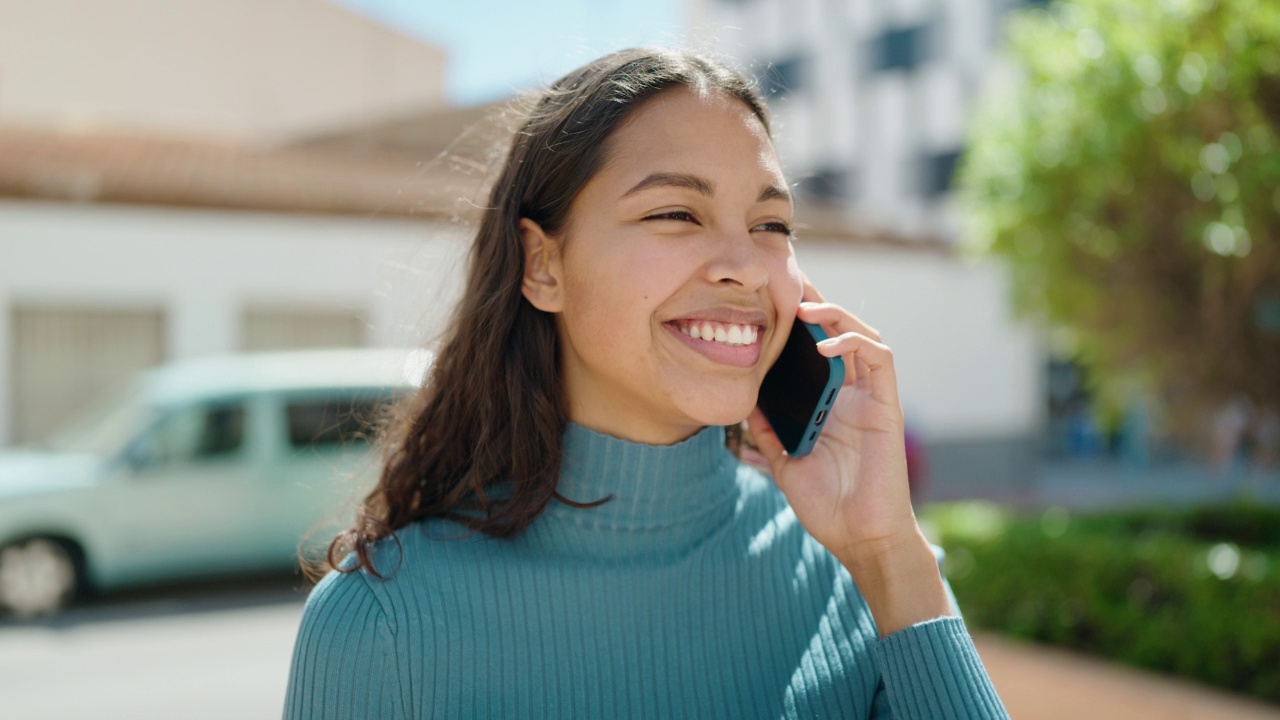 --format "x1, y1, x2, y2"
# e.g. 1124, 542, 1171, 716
288, 562, 400, 688
730, 460, 835, 566
321, 520, 492, 608
294, 525, 469, 648
300, 557, 398, 639
729, 459, 954, 607
727, 461, 891, 651
730, 459, 949, 561
287, 546, 411, 717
